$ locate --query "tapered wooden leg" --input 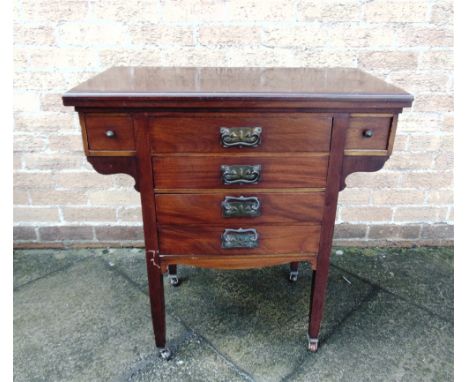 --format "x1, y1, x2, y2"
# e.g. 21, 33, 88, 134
289, 262, 299, 282
168, 264, 180, 286
308, 269, 322, 352
146, 251, 166, 350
